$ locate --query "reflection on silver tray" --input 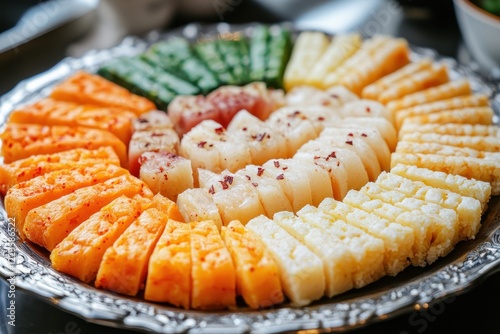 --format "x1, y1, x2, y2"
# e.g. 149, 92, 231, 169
1, 22, 500, 334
